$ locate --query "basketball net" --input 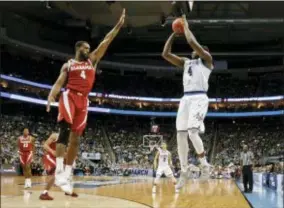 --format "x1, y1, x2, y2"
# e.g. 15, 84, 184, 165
188, 1, 194, 11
